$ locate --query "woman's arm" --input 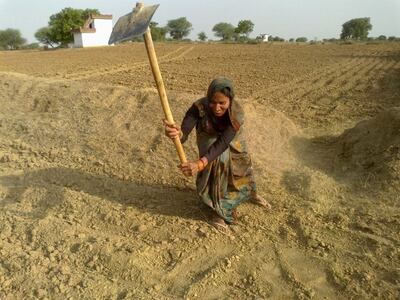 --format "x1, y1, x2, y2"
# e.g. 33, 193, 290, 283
203, 125, 236, 162
181, 125, 236, 177
164, 104, 199, 142
180, 104, 199, 143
